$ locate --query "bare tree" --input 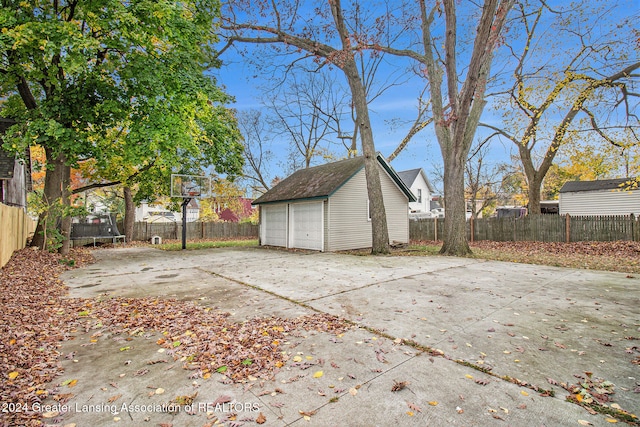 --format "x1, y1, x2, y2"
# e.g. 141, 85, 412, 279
221, 0, 392, 253
465, 138, 510, 219
237, 110, 275, 195
375, 0, 515, 255
265, 69, 346, 169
